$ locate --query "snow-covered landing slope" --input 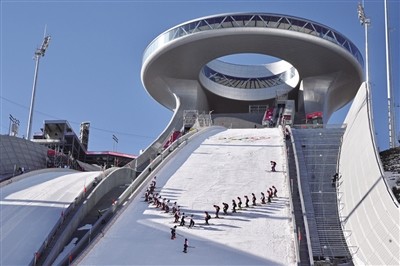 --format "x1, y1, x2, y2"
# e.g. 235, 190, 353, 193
0, 169, 101, 265
80, 127, 296, 265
